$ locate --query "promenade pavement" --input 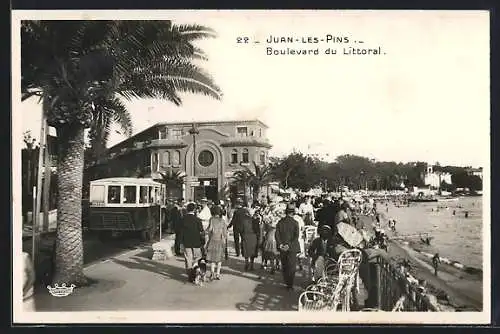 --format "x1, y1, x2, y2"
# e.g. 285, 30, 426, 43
35, 233, 309, 311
